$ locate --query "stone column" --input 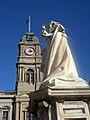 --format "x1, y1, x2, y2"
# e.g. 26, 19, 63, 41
21, 67, 23, 81
48, 105, 51, 120
9, 105, 13, 120
17, 67, 19, 81
19, 102, 22, 120
84, 101, 90, 120
21, 67, 24, 82
25, 111, 26, 120
36, 67, 39, 82
0, 108, 2, 120
15, 102, 19, 120
19, 67, 21, 81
